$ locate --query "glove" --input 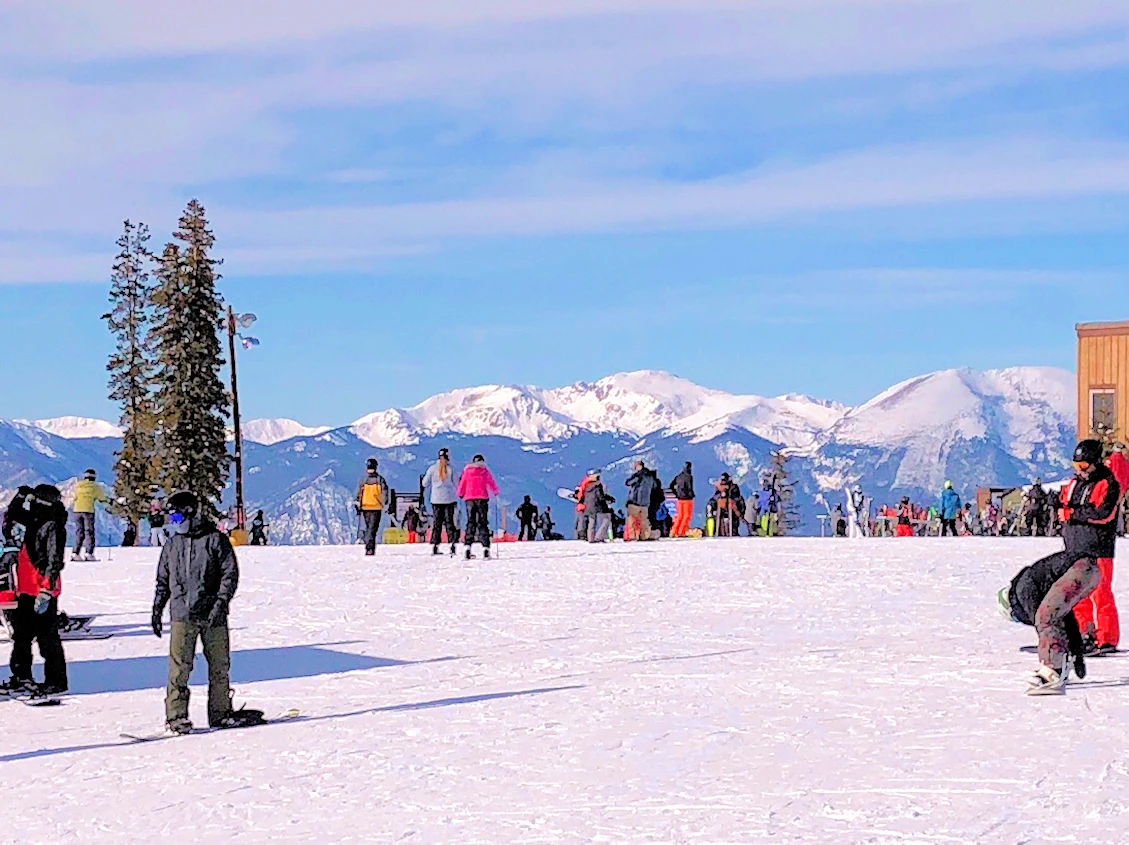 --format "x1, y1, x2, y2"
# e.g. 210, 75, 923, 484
33, 590, 52, 615
151, 605, 163, 638
207, 599, 228, 628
